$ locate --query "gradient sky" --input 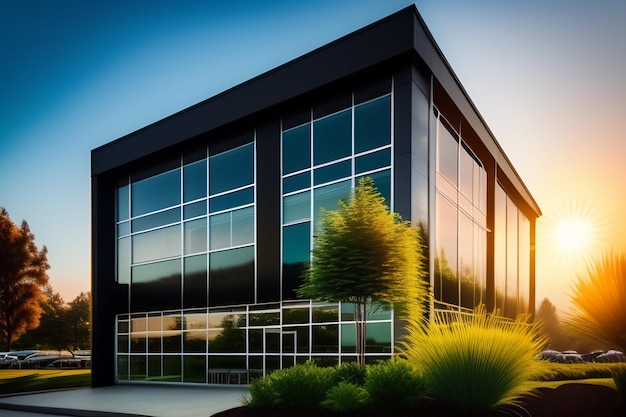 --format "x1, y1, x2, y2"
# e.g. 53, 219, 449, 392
1, 0, 625, 312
